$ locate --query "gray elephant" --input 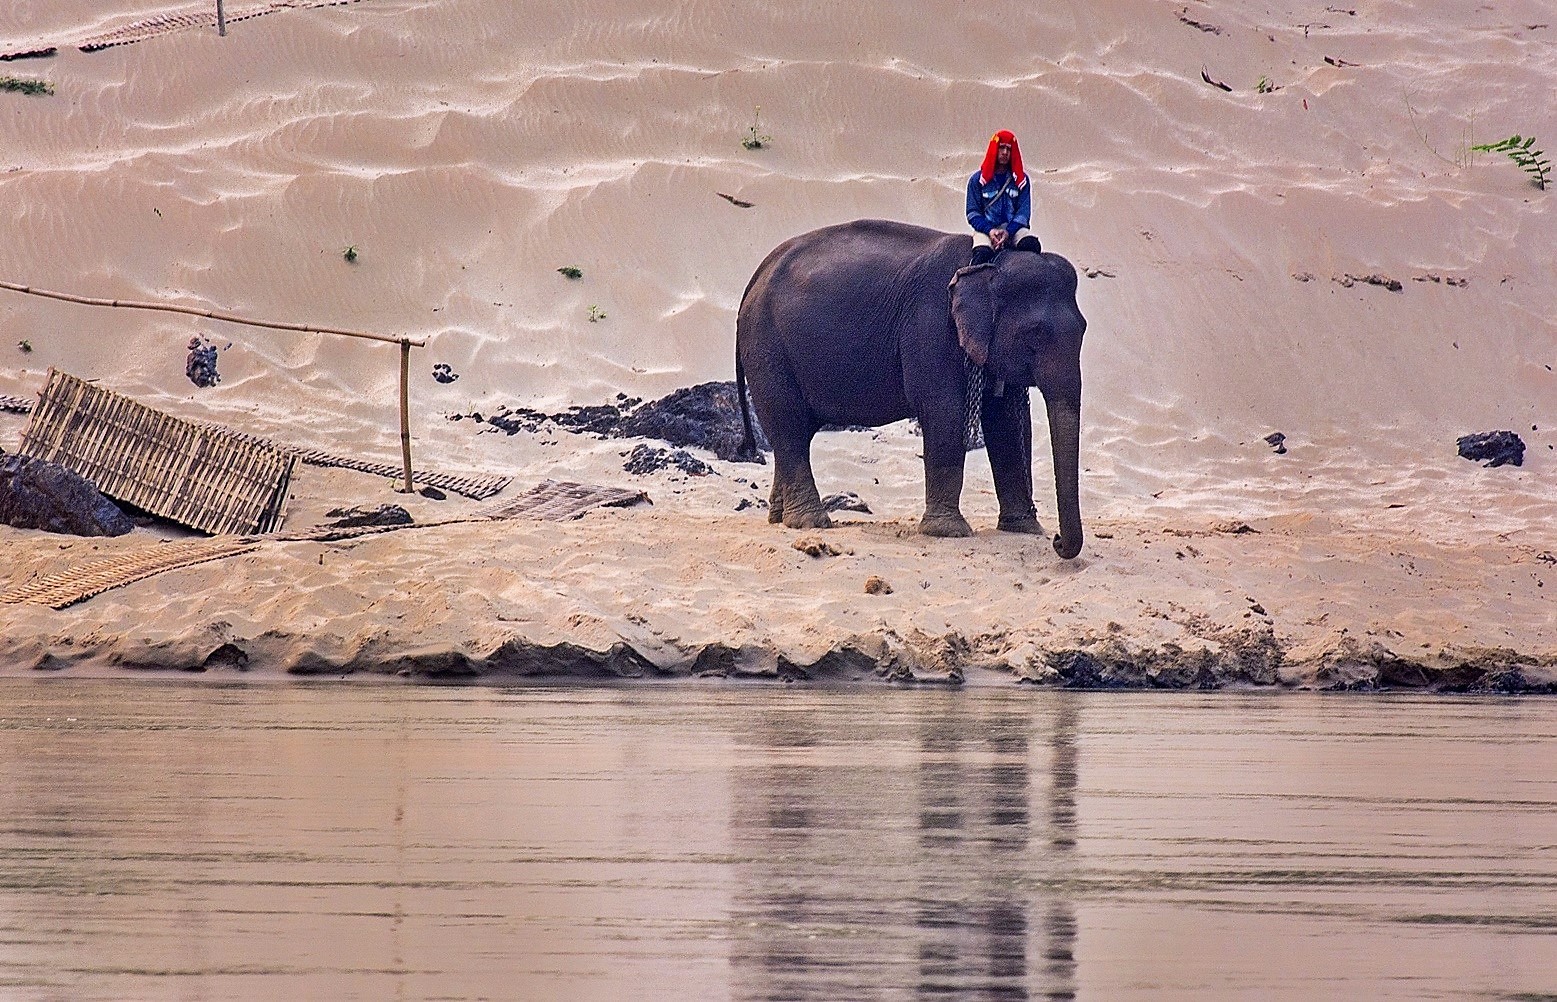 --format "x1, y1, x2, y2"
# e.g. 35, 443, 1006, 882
735, 219, 1086, 559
